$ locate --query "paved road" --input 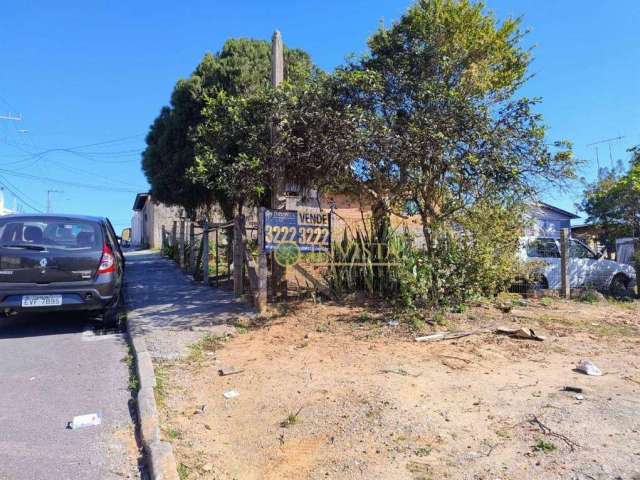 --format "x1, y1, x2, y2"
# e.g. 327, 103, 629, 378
0, 312, 141, 480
